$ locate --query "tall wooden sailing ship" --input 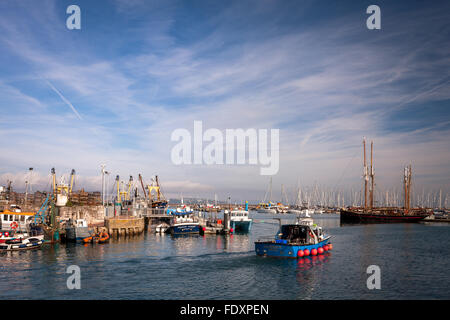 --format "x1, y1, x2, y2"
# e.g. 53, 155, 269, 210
340, 138, 431, 223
